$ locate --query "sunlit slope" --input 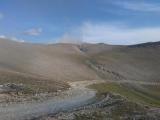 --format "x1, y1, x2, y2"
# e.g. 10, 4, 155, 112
1, 38, 160, 84
0, 39, 99, 81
